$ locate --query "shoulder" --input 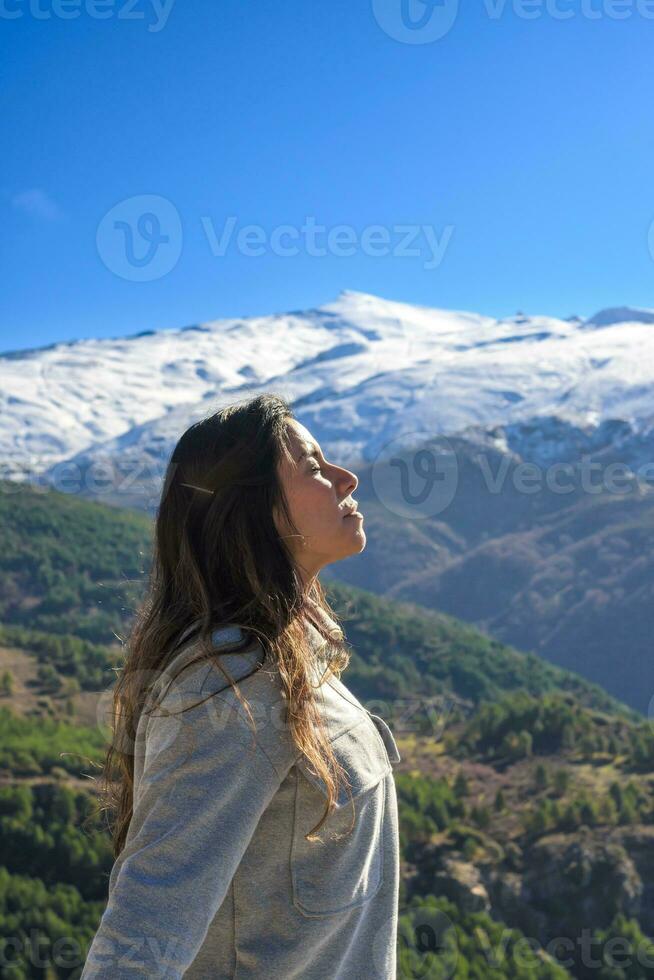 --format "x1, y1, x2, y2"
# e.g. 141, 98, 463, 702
143, 626, 299, 776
